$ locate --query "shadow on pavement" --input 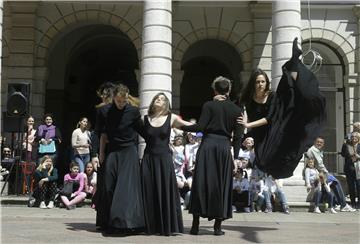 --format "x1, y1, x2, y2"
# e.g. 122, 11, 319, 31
222, 225, 278, 243
65, 222, 99, 233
